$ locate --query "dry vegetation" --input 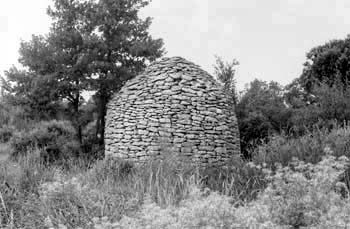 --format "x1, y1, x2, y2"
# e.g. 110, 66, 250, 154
0, 126, 350, 228
1, 0, 350, 228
